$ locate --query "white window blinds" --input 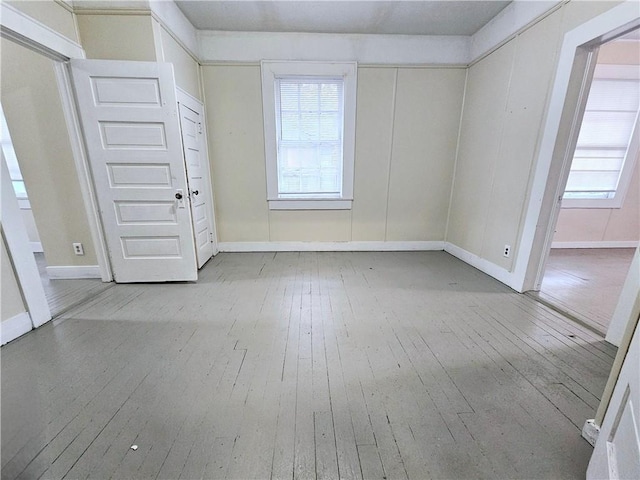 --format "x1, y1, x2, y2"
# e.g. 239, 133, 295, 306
564, 65, 640, 200
275, 77, 344, 197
